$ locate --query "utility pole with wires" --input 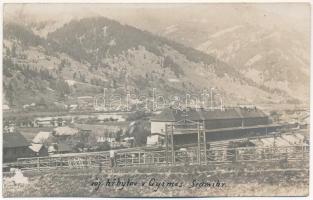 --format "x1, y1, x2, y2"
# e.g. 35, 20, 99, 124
164, 115, 207, 166
210, 87, 215, 110
197, 121, 207, 165
165, 123, 175, 165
